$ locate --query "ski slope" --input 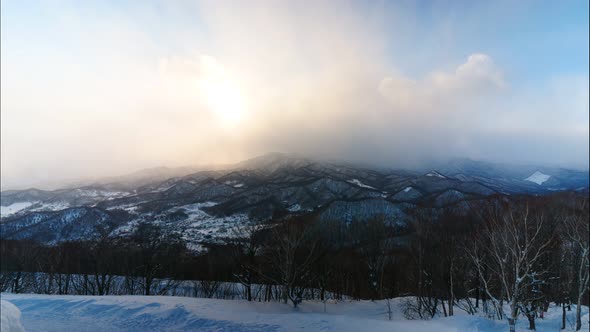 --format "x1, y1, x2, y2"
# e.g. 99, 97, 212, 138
1, 294, 588, 332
